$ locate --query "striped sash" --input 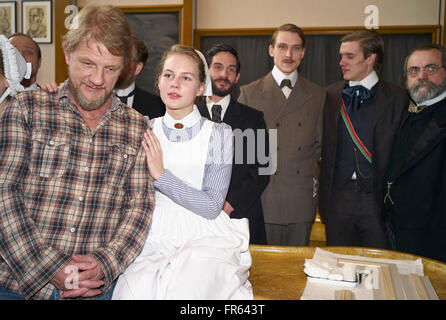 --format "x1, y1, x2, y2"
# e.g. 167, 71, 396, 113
340, 99, 372, 163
